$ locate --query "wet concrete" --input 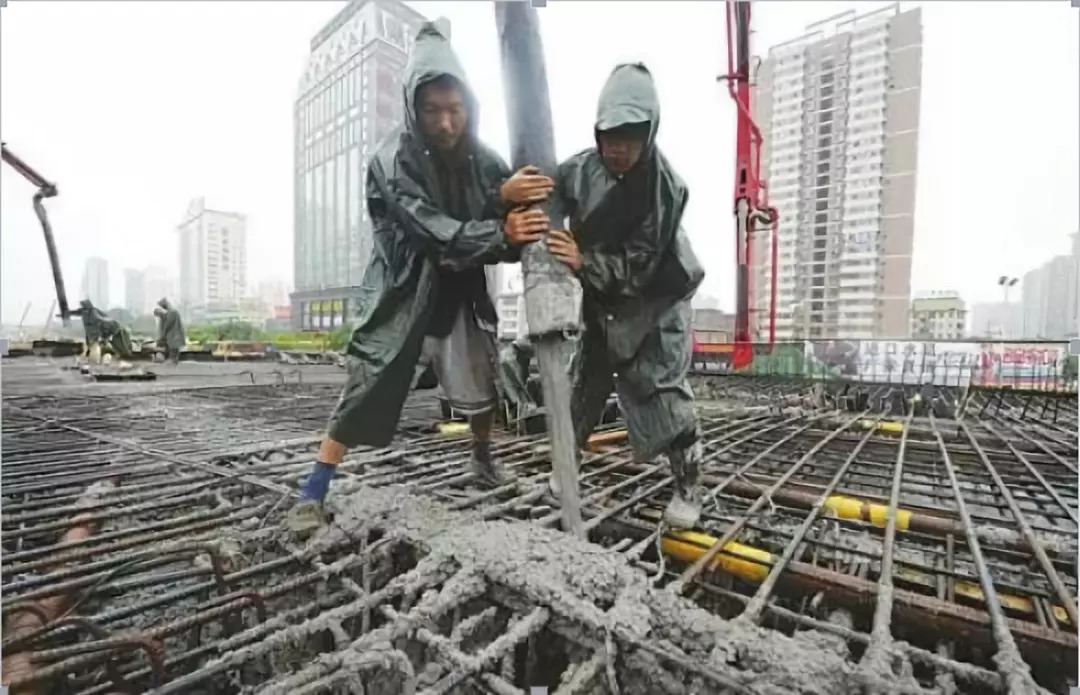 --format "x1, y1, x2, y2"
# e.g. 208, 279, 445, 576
311, 484, 865, 694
